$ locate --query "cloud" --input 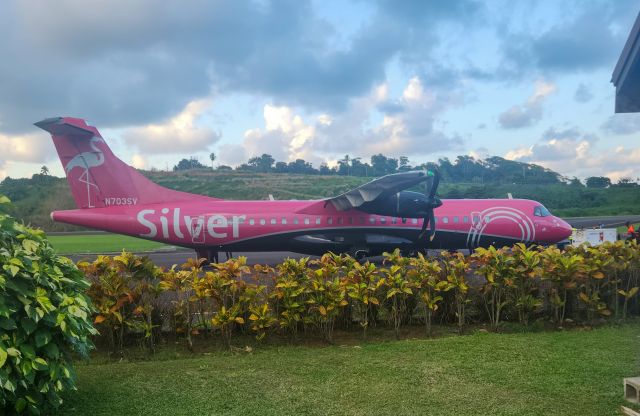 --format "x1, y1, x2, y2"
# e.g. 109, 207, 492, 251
217, 144, 247, 167
602, 113, 640, 135
574, 83, 593, 103
231, 77, 463, 165
0, 132, 57, 179
131, 154, 147, 169
502, 126, 640, 180
498, 80, 556, 129
499, 1, 638, 77
0, 133, 54, 164
122, 100, 220, 154
0, 0, 483, 136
